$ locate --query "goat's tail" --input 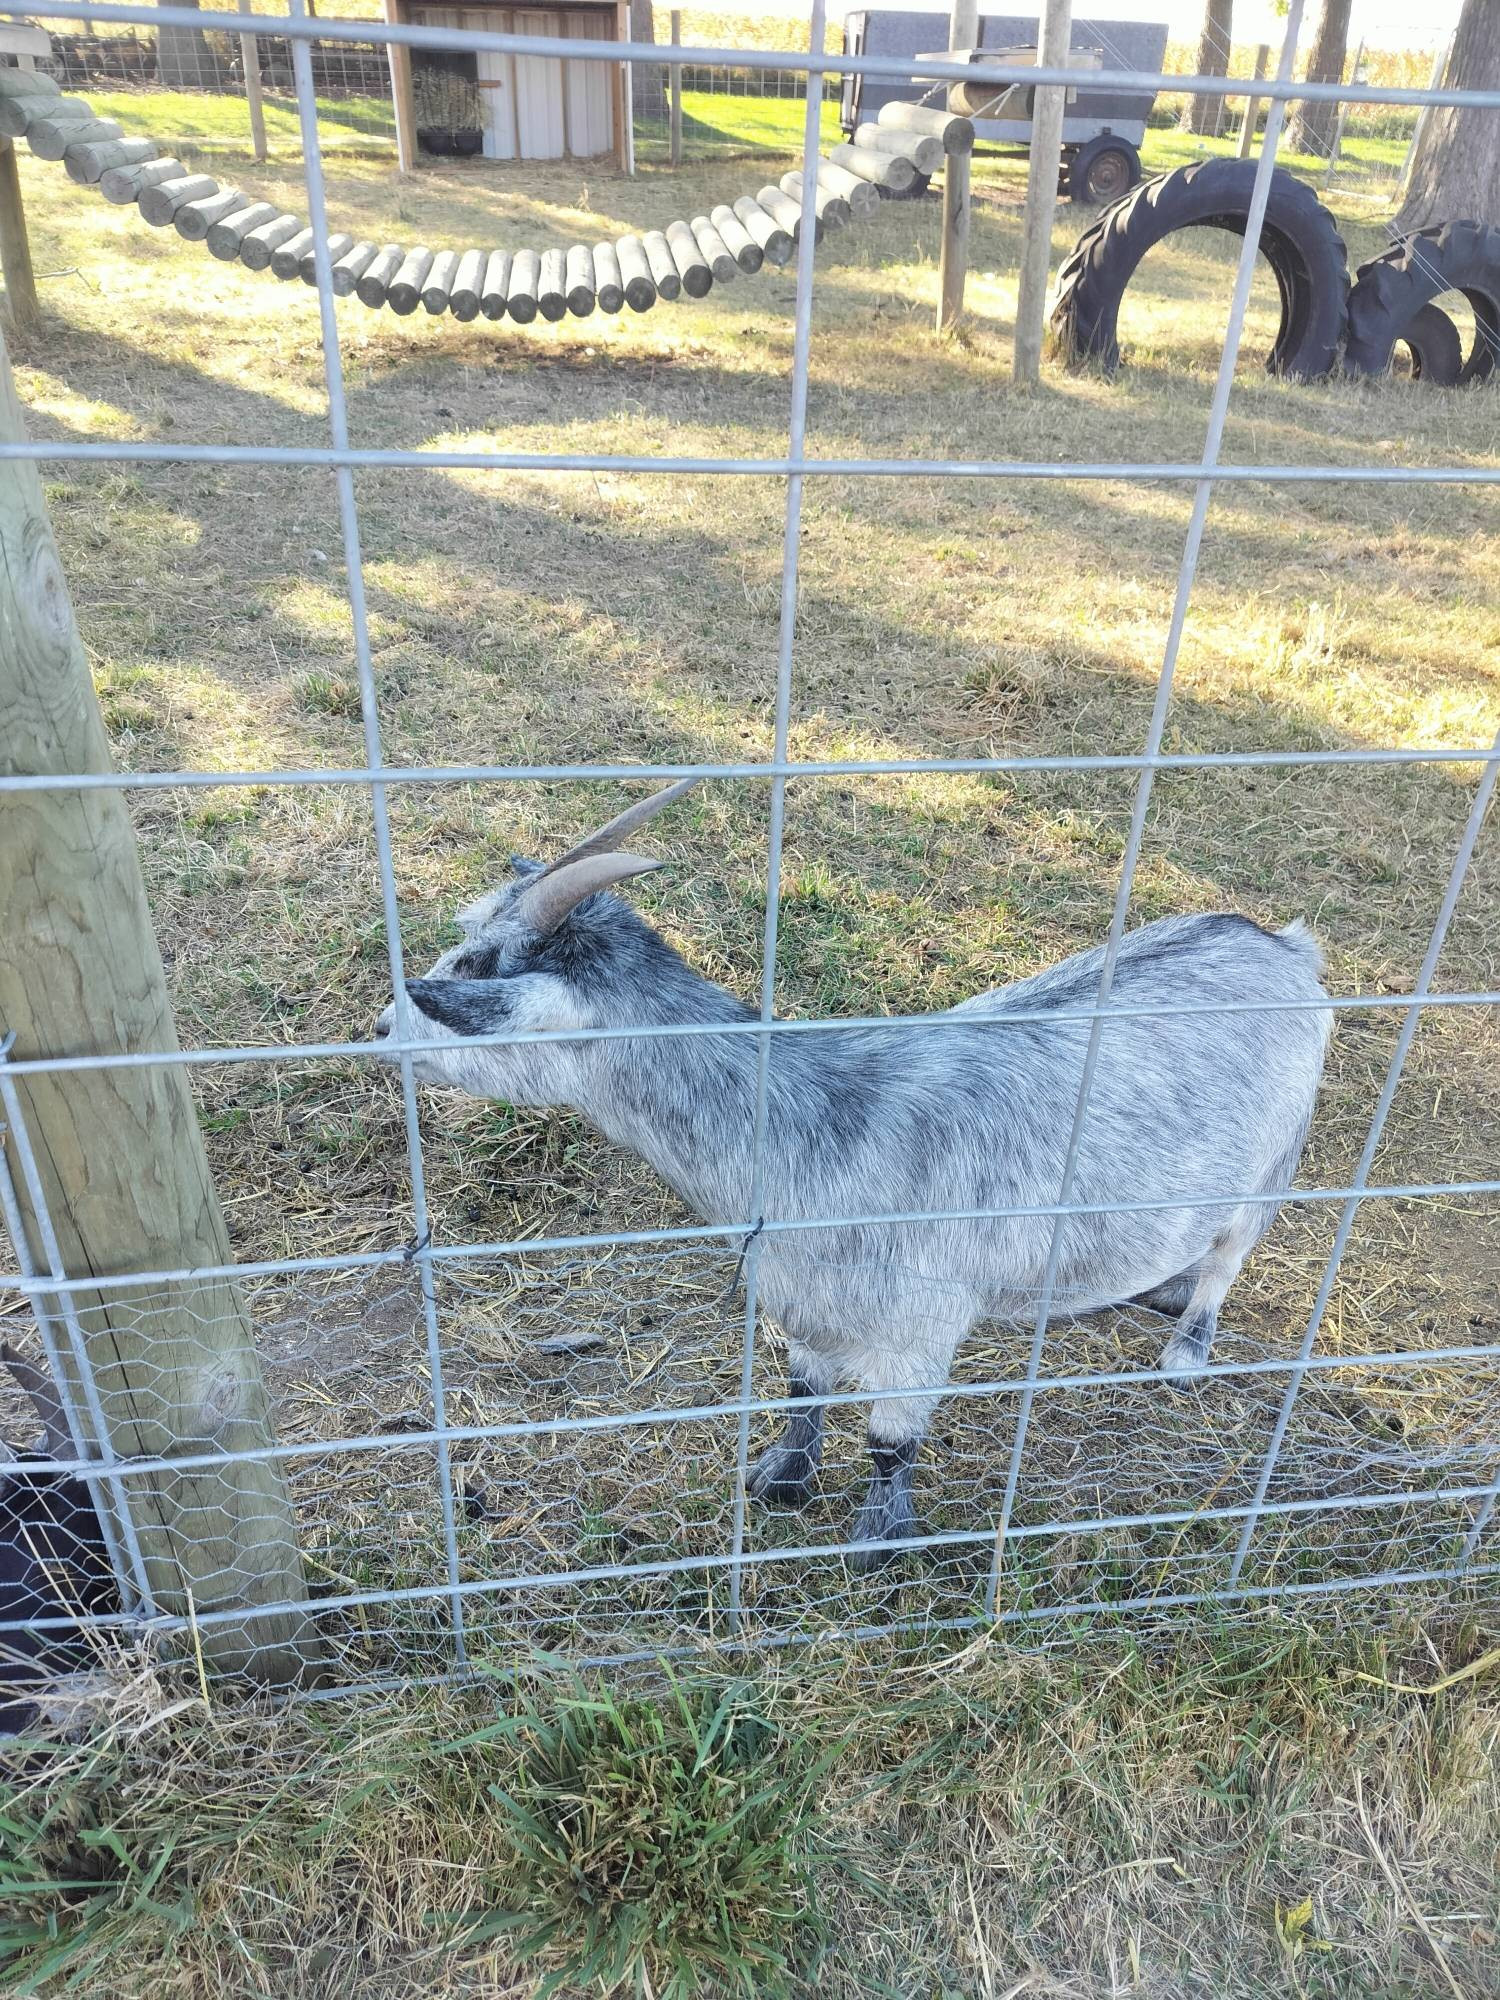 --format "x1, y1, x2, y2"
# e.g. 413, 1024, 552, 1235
1277, 917, 1327, 983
